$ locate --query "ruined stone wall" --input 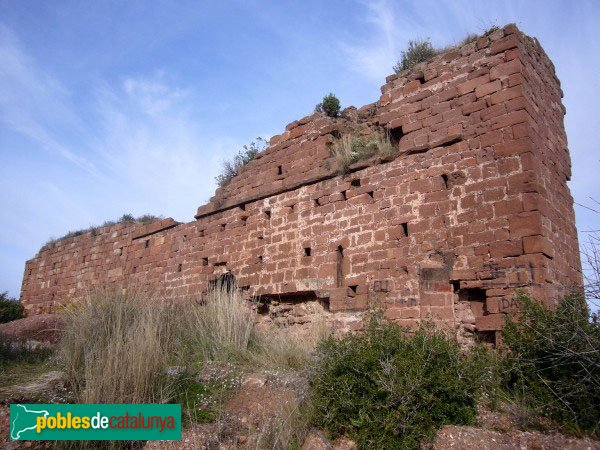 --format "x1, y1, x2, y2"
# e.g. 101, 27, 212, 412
20, 24, 582, 343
